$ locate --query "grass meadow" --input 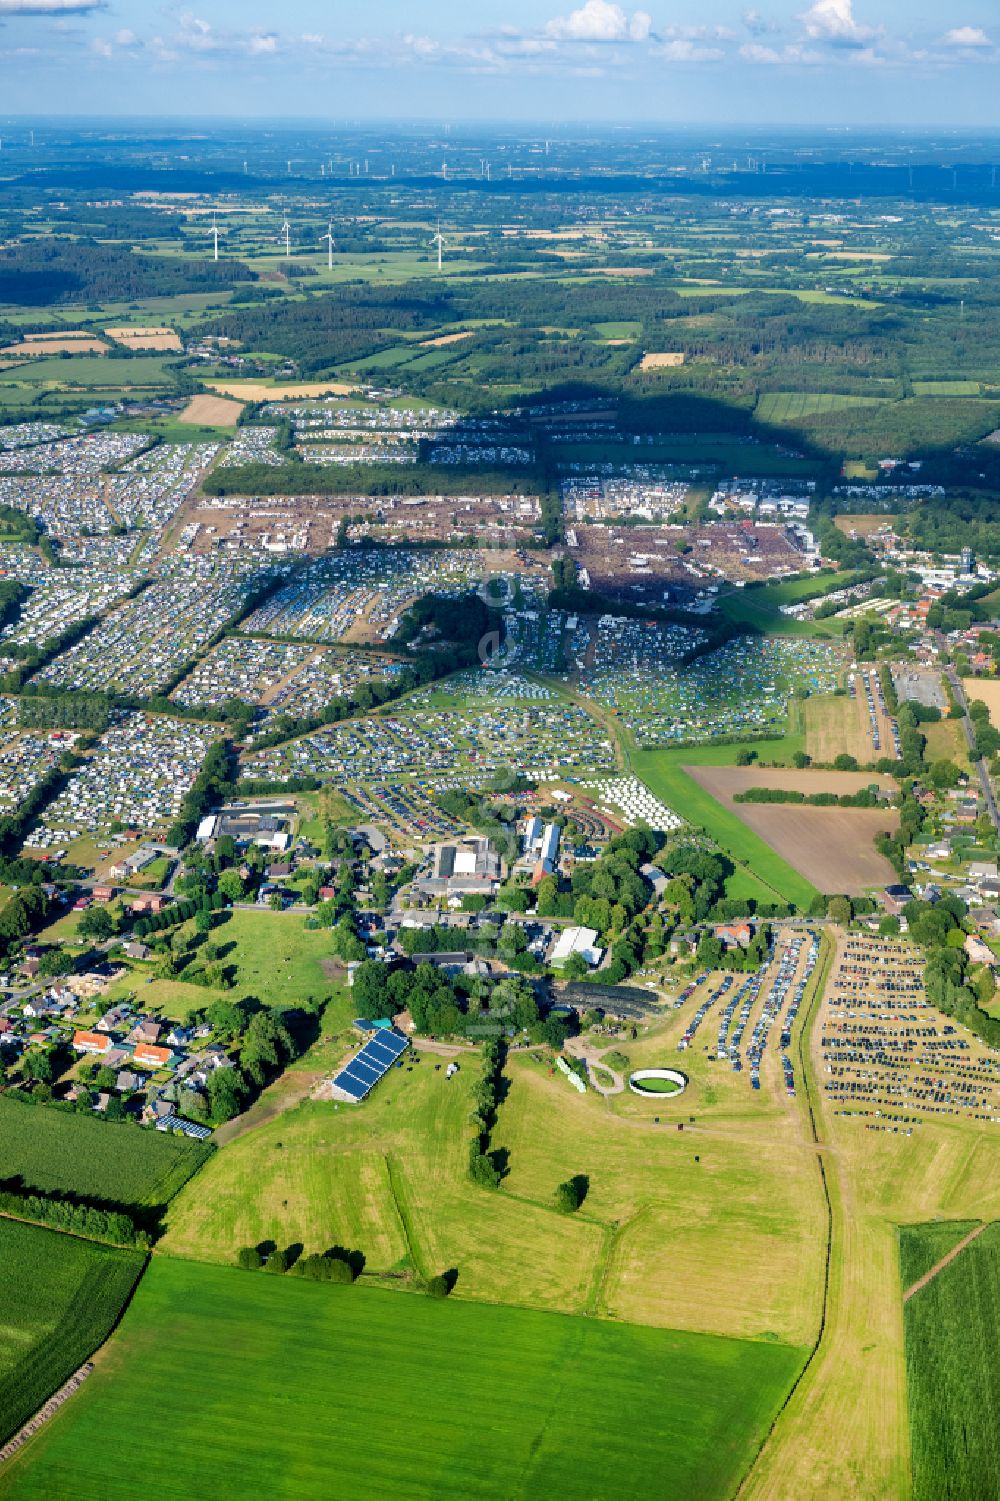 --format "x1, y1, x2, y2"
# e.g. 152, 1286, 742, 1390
163, 999, 827, 1347
0, 1256, 804, 1501
902, 1221, 1000, 1501
100, 909, 349, 1022
716, 574, 853, 637
0, 1220, 144, 1447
